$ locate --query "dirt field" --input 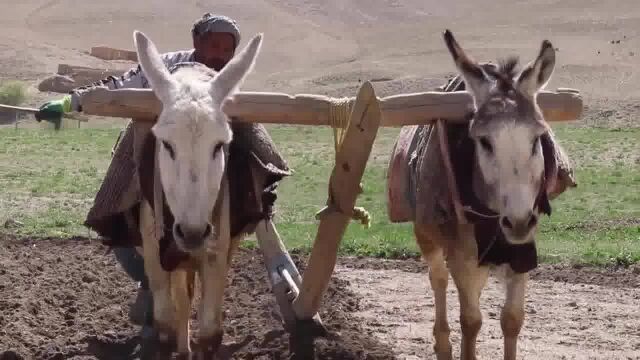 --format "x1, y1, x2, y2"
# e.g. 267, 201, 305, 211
1, 0, 639, 359
1, 235, 639, 359
337, 259, 640, 359
0, 234, 398, 359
